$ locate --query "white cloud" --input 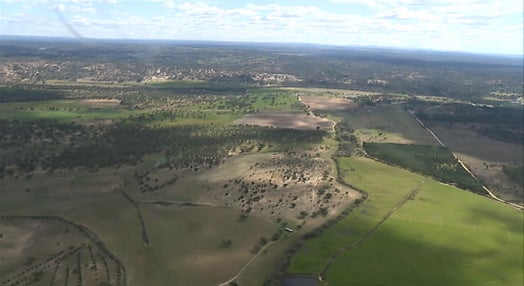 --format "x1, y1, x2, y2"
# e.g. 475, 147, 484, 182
54, 3, 66, 11
163, 1, 175, 9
